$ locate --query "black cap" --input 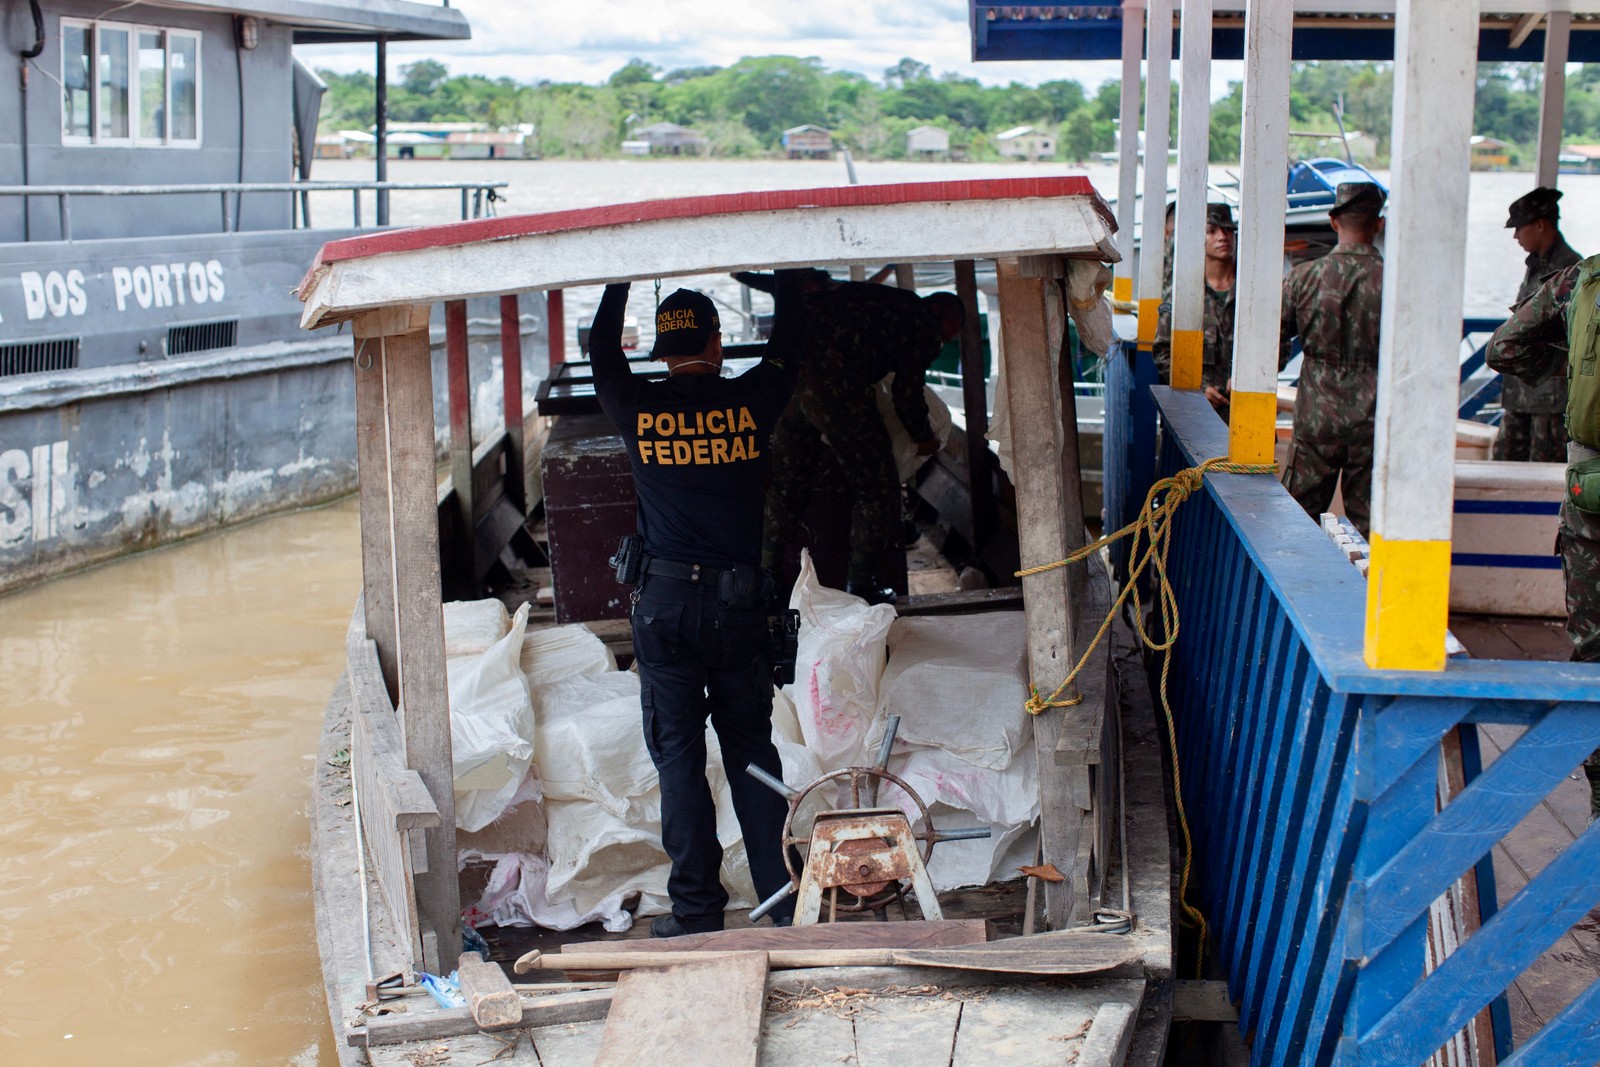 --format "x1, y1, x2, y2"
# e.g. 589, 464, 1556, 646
1506, 187, 1561, 229
650, 289, 719, 359
1328, 182, 1386, 218
1206, 203, 1236, 231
